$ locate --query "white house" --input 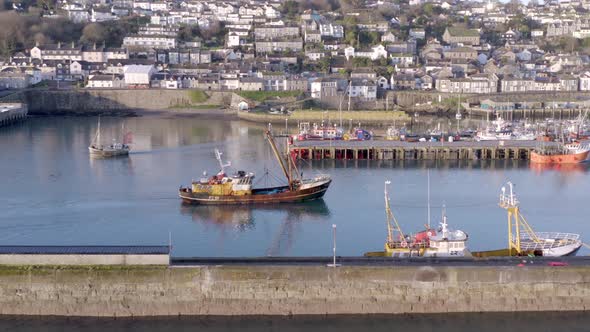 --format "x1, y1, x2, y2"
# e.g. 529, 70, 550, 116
580, 72, 590, 91
344, 45, 388, 61
376, 76, 389, 89
123, 65, 155, 87
87, 74, 124, 88
311, 78, 338, 99
320, 23, 344, 38
349, 79, 377, 101
123, 35, 176, 49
